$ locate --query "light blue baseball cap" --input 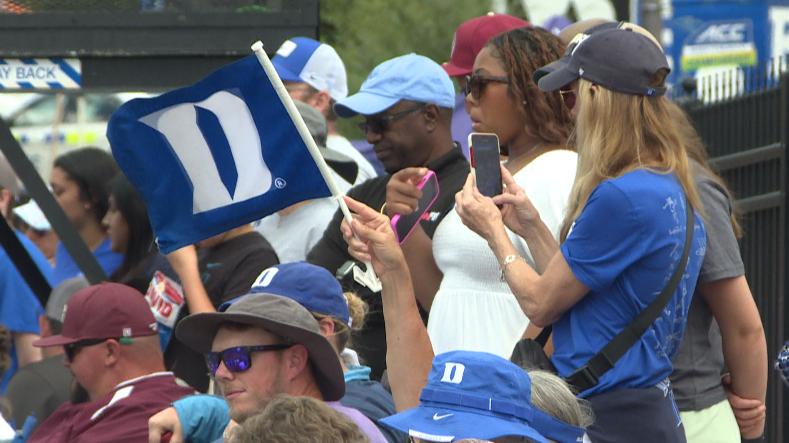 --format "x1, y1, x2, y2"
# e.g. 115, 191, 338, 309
334, 53, 455, 118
